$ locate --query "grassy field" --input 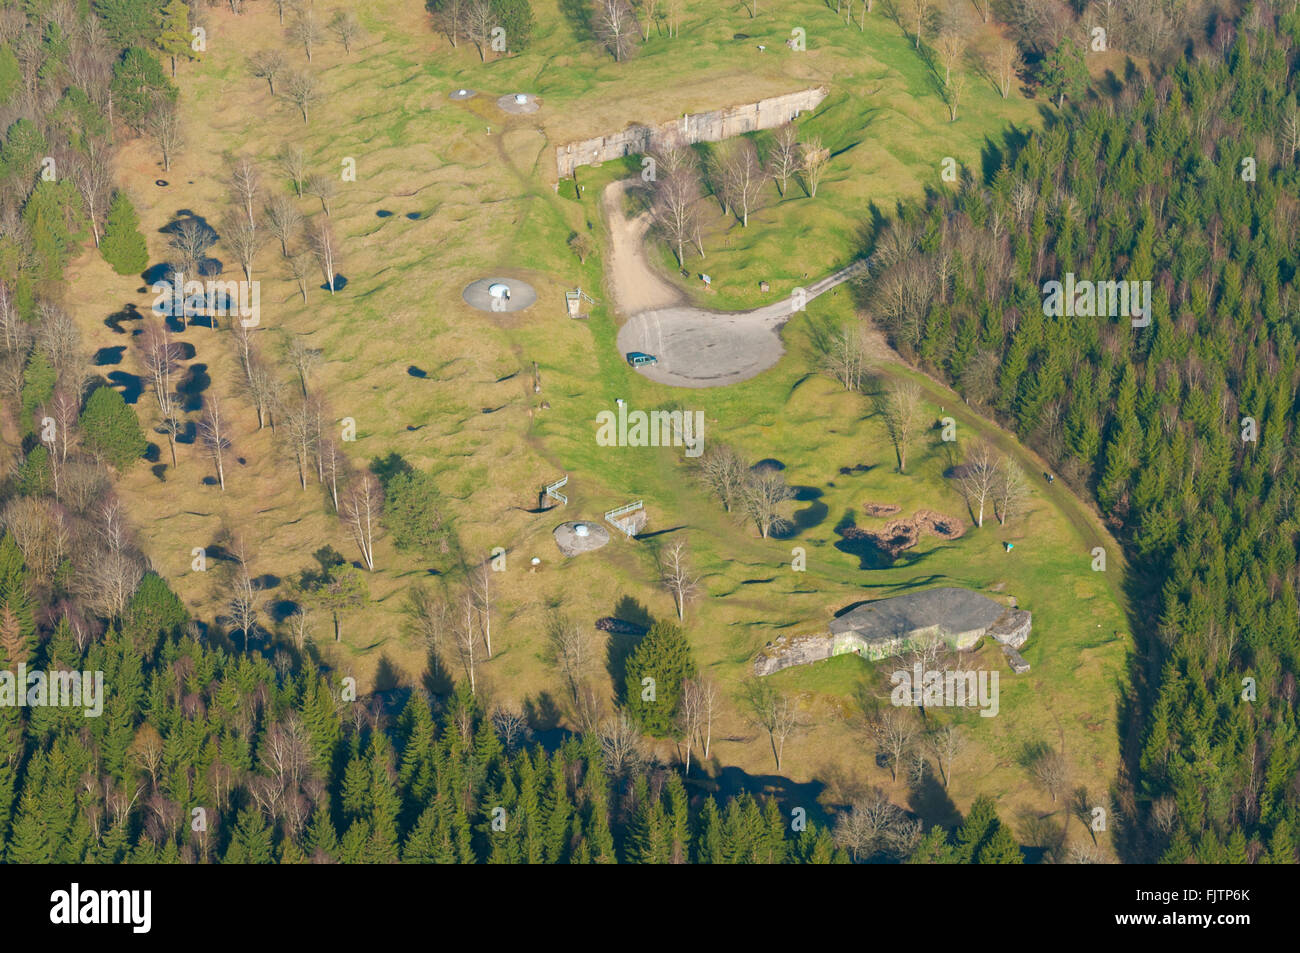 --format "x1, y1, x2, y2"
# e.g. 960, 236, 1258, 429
59, 1, 1128, 854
